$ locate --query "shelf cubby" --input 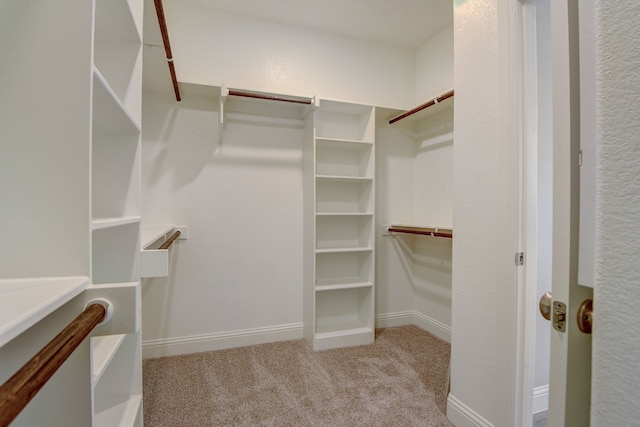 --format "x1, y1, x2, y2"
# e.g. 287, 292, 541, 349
92, 223, 140, 285
315, 100, 375, 141
316, 177, 373, 214
93, 332, 142, 427
93, 0, 142, 123
92, 132, 141, 221
316, 251, 373, 289
315, 138, 373, 178
314, 287, 374, 350
92, 334, 127, 385
316, 214, 373, 250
